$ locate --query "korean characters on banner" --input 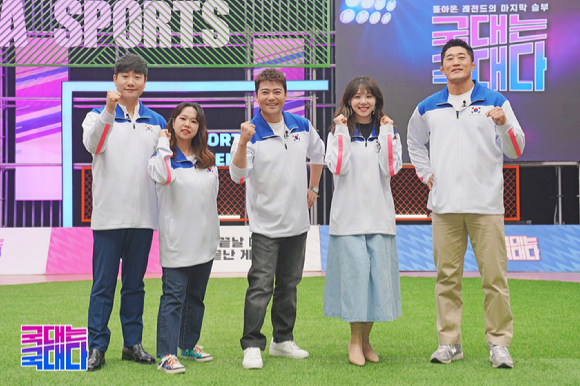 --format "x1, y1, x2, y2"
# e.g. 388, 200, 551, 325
212, 226, 253, 273
431, 2, 549, 92
505, 235, 541, 261
21, 325, 88, 371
